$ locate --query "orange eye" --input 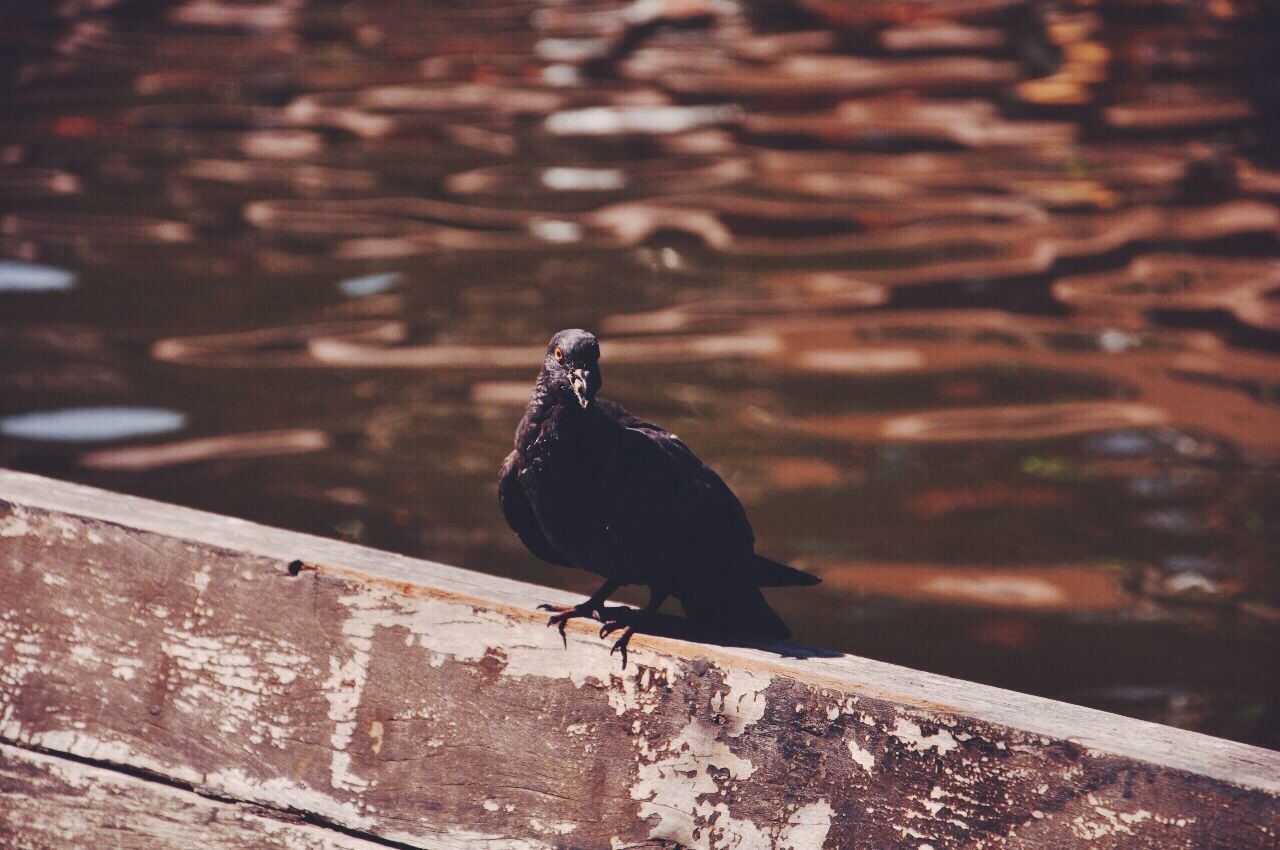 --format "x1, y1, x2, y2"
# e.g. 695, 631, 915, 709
553, 346, 563, 361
